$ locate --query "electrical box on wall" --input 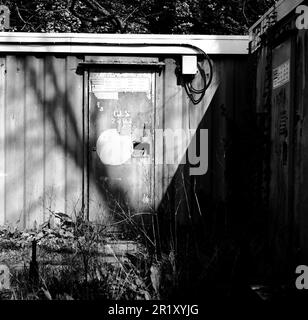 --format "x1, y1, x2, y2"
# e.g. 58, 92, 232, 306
182, 55, 198, 75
